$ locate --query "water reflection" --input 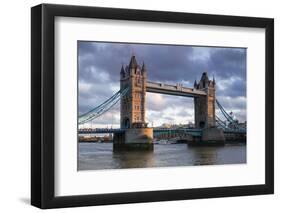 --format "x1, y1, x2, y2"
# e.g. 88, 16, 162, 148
188, 146, 222, 165
112, 151, 155, 168
78, 143, 246, 171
